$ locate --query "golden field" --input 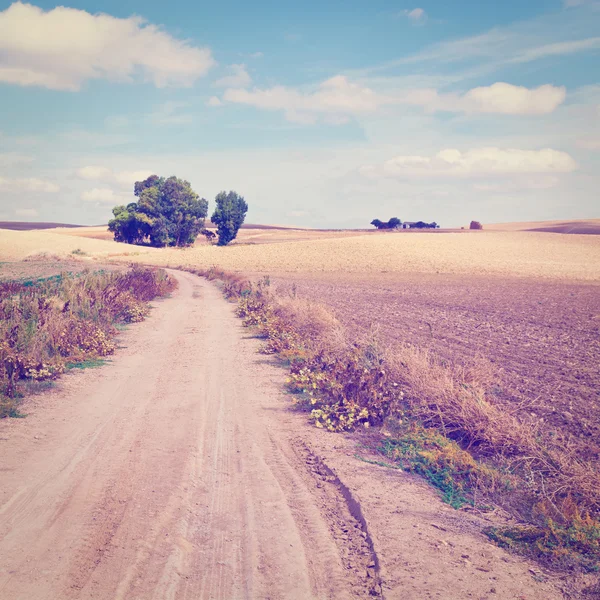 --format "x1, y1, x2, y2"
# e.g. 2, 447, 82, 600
1, 225, 600, 281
